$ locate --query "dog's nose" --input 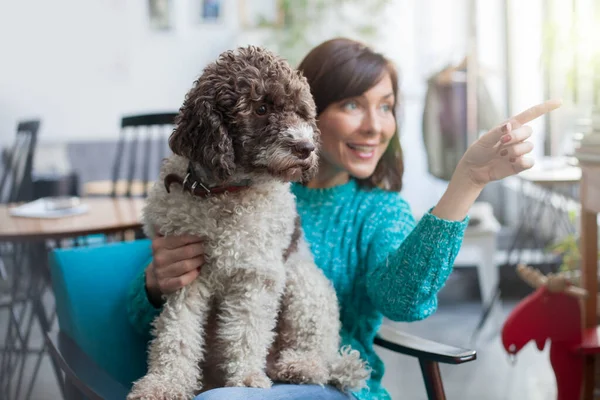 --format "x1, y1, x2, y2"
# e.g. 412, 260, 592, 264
292, 141, 315, 159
